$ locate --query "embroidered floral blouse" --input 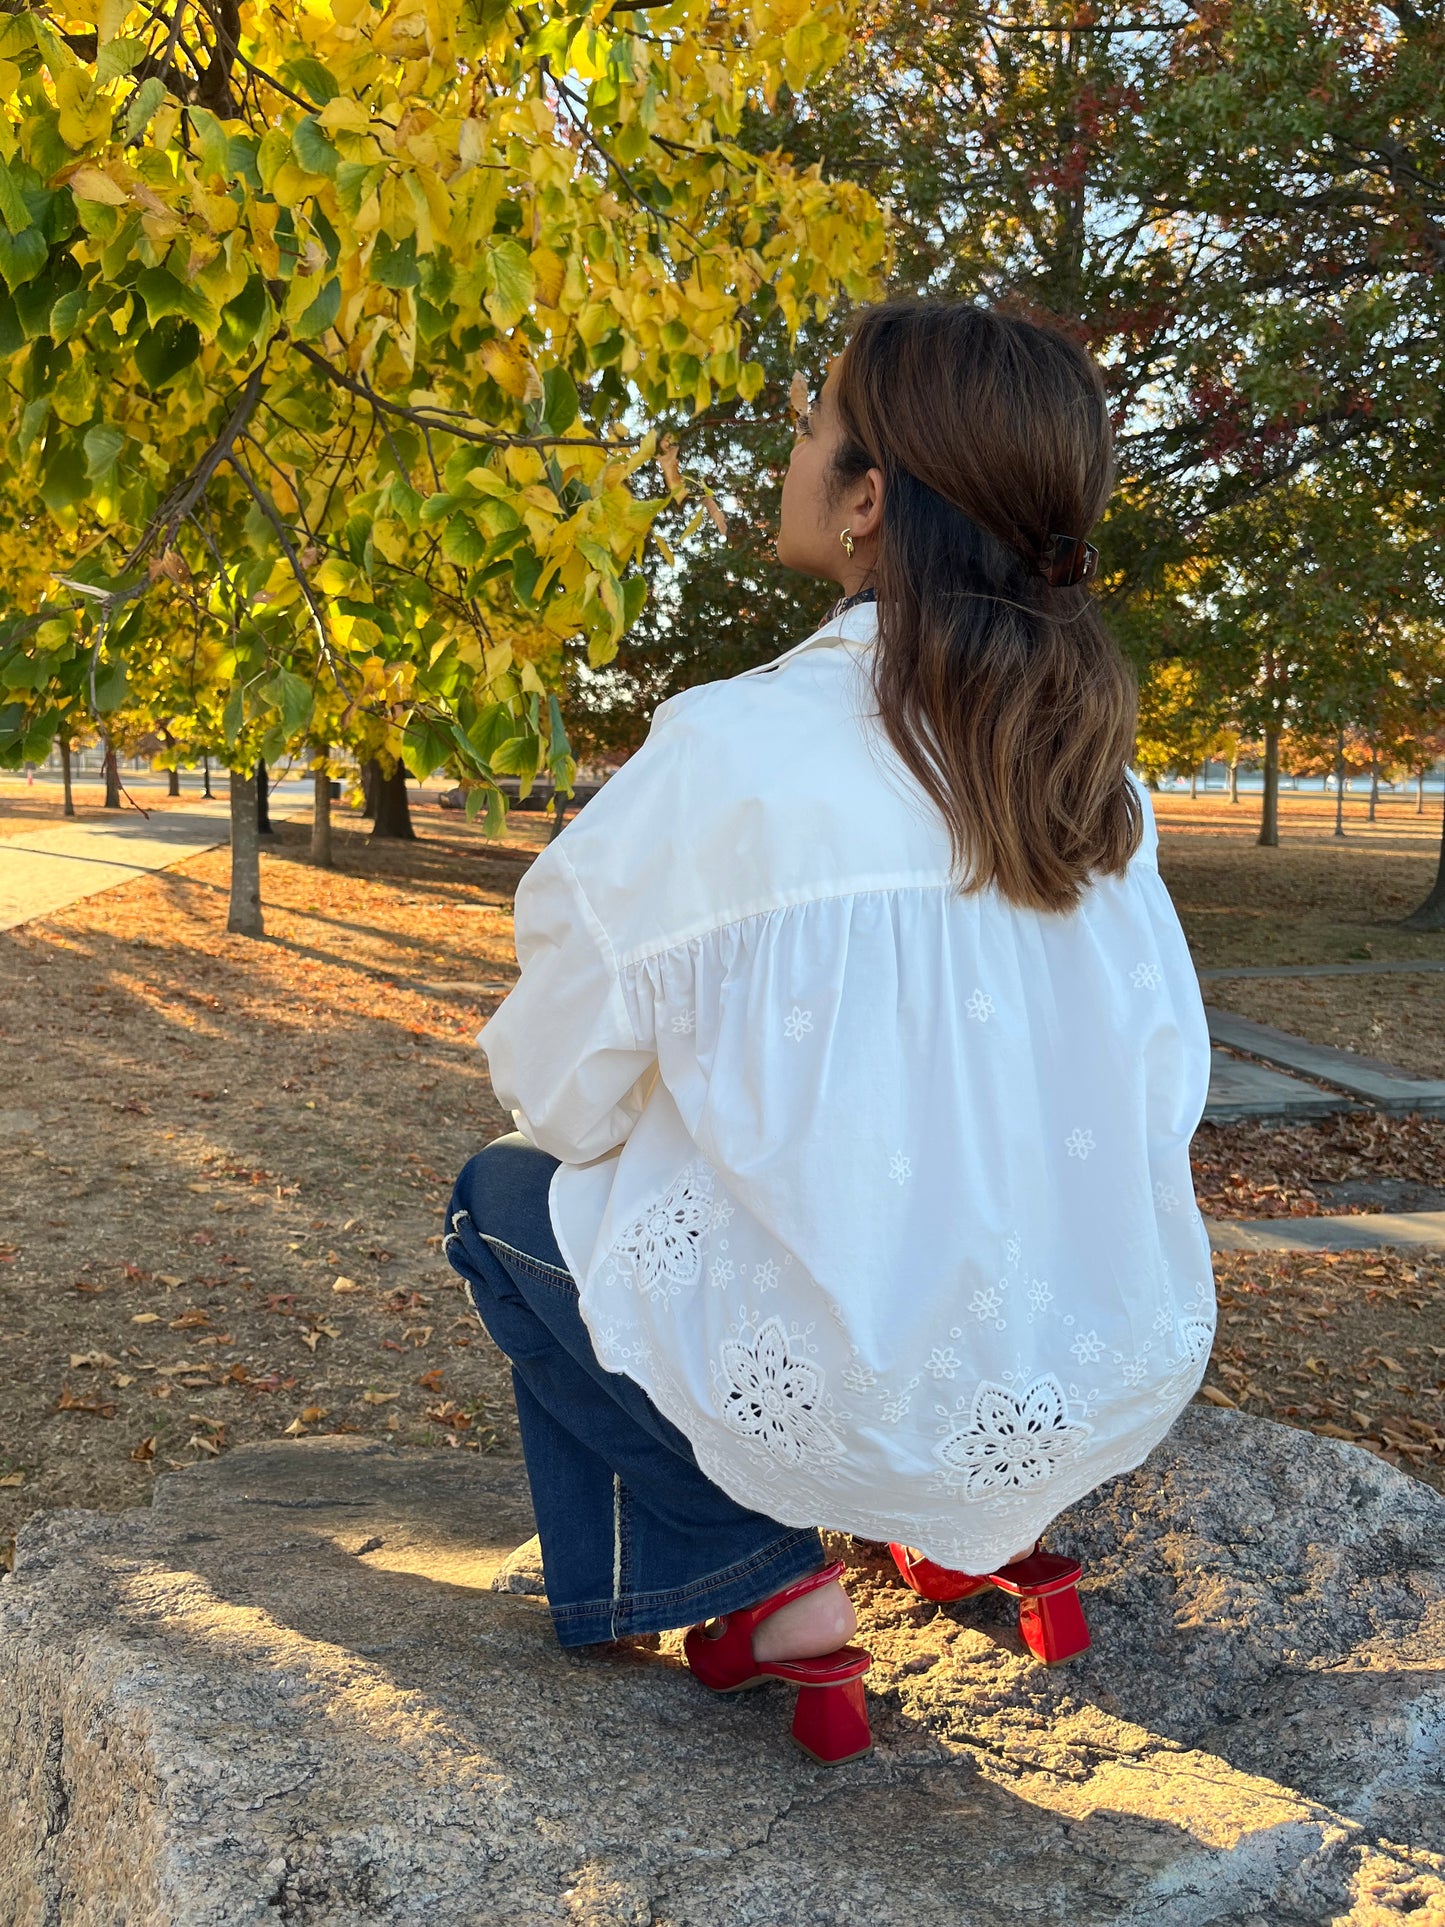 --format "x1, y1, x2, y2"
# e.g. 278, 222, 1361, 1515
476, 597, 1216, 1571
